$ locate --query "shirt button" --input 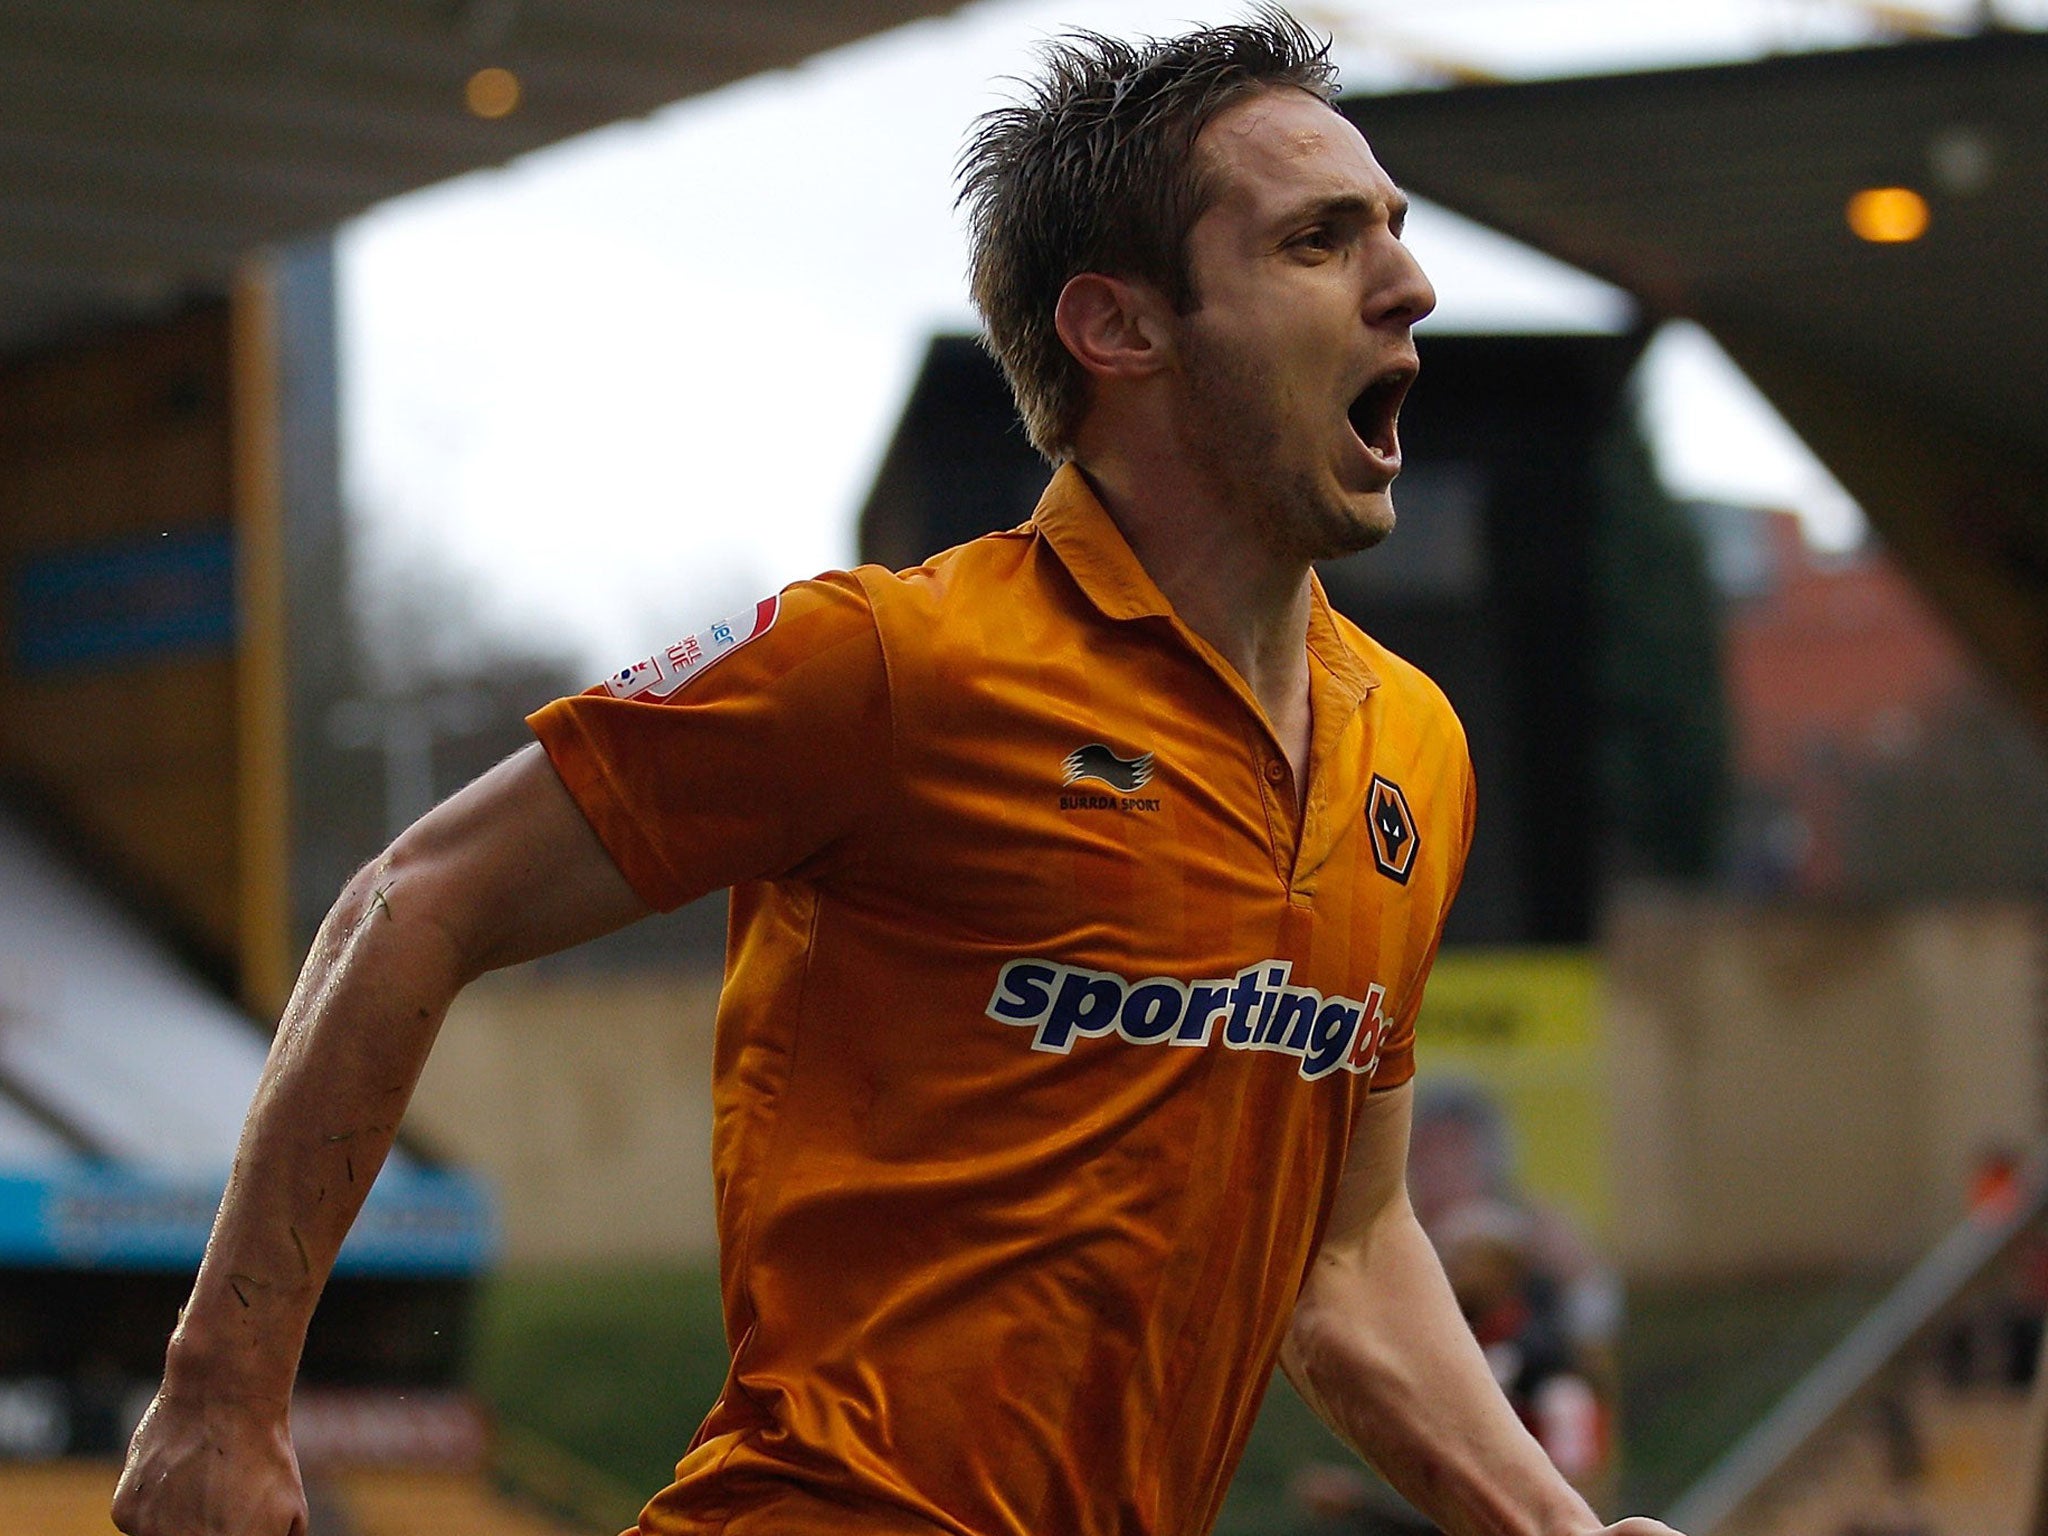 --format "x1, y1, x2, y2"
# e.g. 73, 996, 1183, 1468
1264, 759, 1287, 784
